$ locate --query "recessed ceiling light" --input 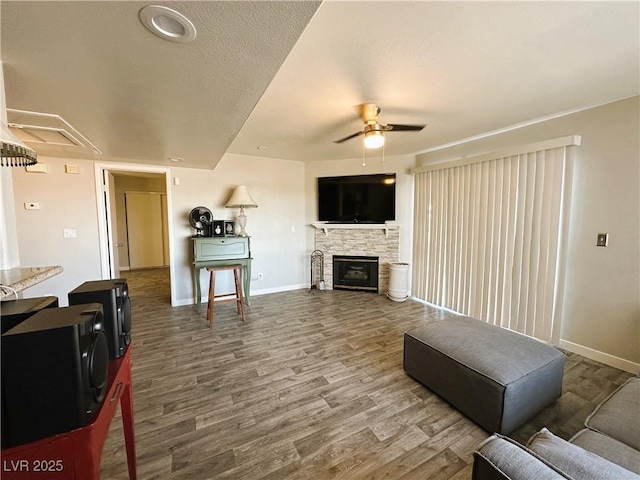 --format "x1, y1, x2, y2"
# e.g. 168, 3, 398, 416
257, 146, 268, 150
139, 5, 196, 43
167, 157, 184, 162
